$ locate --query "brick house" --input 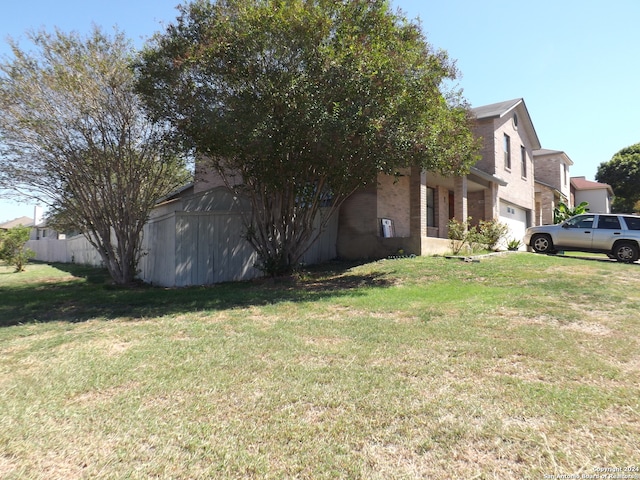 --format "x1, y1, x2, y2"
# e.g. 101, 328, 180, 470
337, 98, 542, 258
532, 149, 574, 225
27, 97, 553, 284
